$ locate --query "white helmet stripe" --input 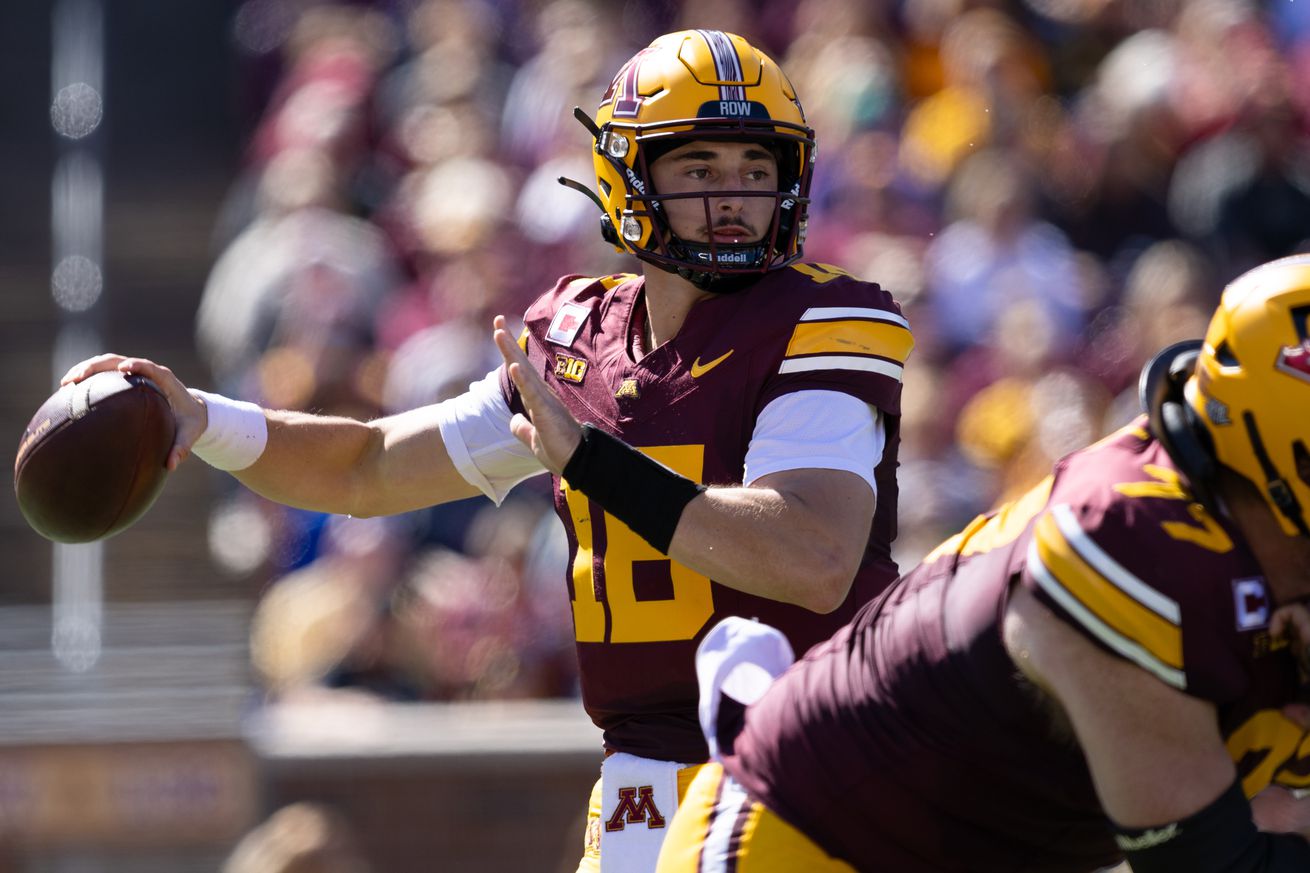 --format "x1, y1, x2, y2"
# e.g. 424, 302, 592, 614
697, 30, 747, 103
